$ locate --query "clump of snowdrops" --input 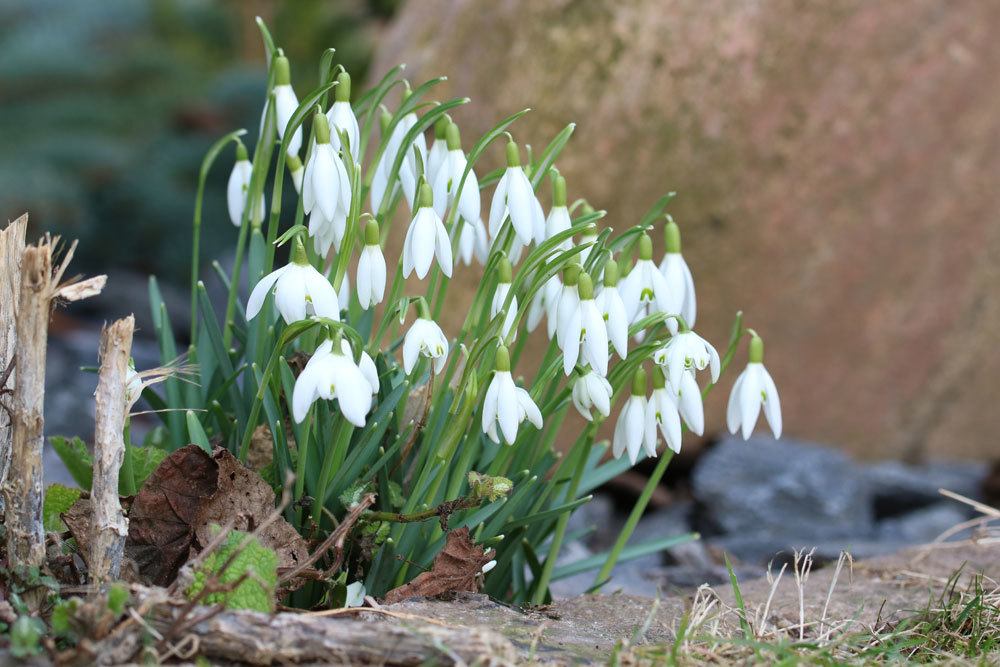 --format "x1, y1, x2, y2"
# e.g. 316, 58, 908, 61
139, 19, 781, 605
